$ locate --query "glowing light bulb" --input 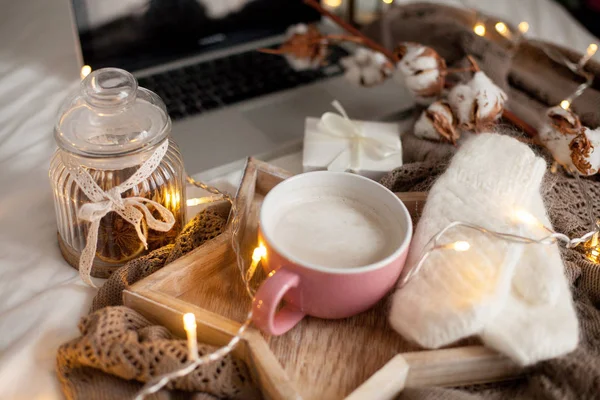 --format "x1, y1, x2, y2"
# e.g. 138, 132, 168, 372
577, 43, 597, 69
183, 313, 198, 360
80, 65, 92, 79
585, 232, 600, 264
246, 244, 267, 281
252, 245, 267, 262
452, 241, 471, 252
560, 100, 571, 110
473, 23, 486, 37
586, 246, 600, 264
518, 21, 529, 34
495, 22, 508, 35
324, 0, 342, 7
183, 313, 196, 329
382, 0, 393, 3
